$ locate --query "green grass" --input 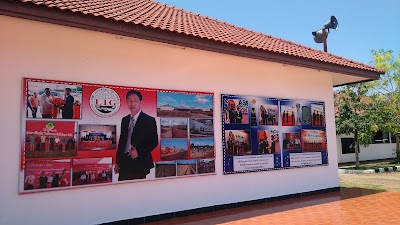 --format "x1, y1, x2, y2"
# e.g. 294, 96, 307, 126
339, 182, 386, 191
339, 172, 400, 192
340, 162, 400, 170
